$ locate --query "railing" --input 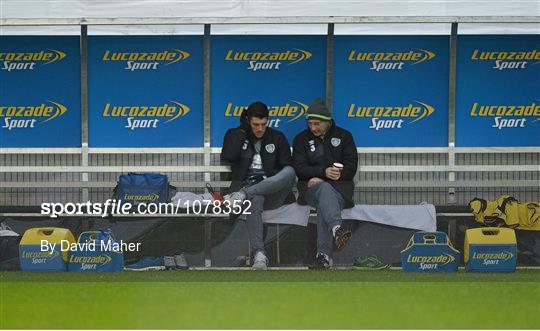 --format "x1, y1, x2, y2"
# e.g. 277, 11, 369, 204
0, 16, 539, 206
